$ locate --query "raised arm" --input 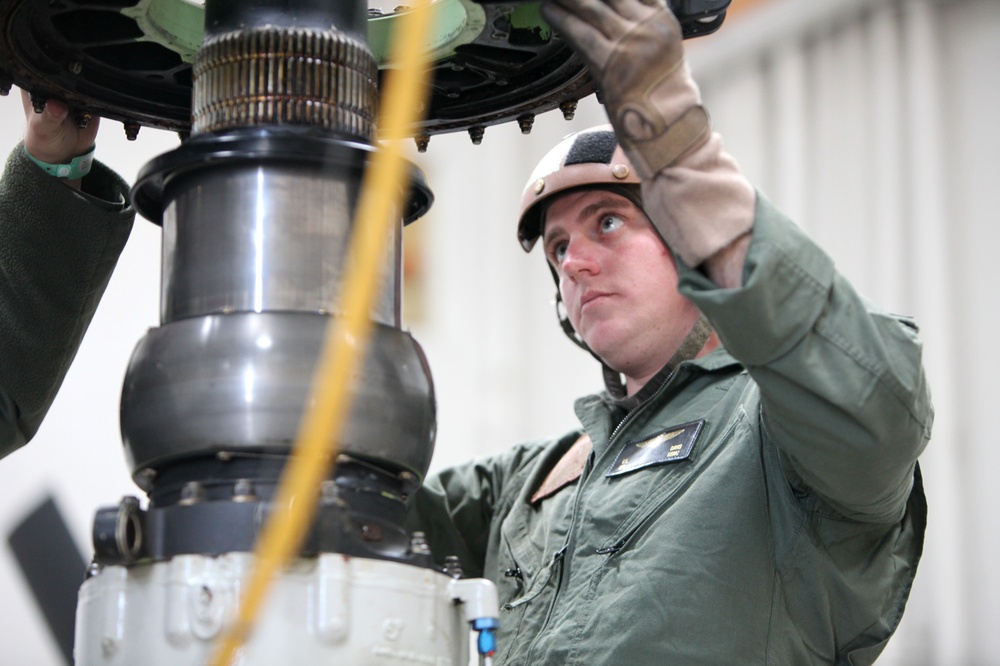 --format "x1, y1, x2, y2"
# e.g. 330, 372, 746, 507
542, 0, 756, 286
0, 92, 135, 457
542, 0, 931, 520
